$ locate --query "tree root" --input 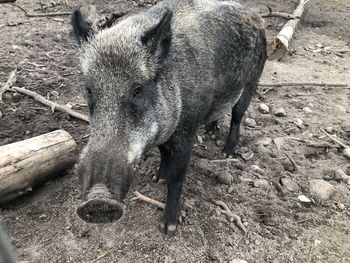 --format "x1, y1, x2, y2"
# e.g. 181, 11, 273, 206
214, 200, 247, 234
